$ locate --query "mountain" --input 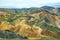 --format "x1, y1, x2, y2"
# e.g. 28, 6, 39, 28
41, 6, 55, 10
57, 8, 60, 12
